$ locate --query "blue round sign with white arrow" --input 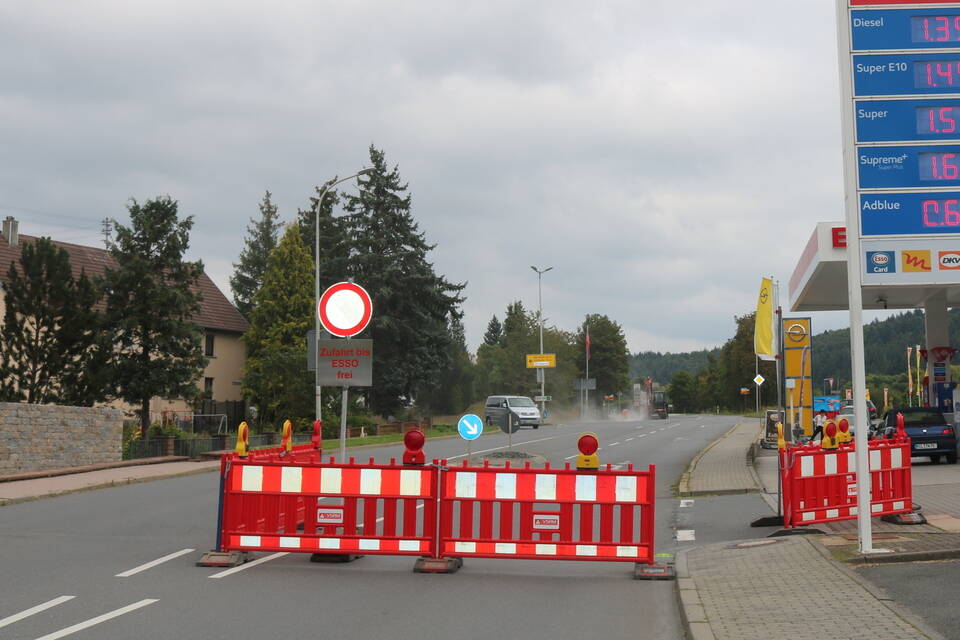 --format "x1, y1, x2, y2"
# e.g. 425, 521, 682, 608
457, 414, 483, 441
